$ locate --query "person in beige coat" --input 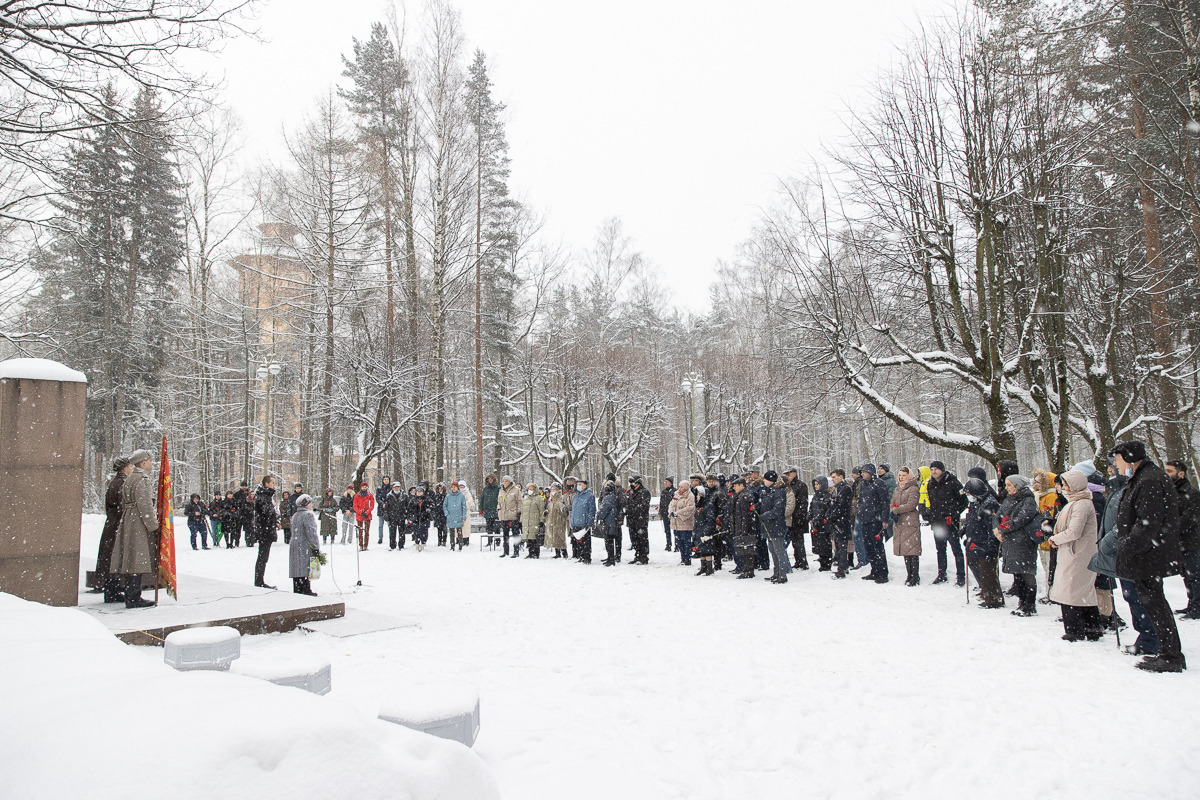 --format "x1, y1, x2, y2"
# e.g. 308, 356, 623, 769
497, 476, 522, 557
520, 483, 546, 558
890, 467, 923, 586
544, 484, 569, 558
111, 449, 158, 608
1048, 469, 1102, 641
668, 481, 696, 565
